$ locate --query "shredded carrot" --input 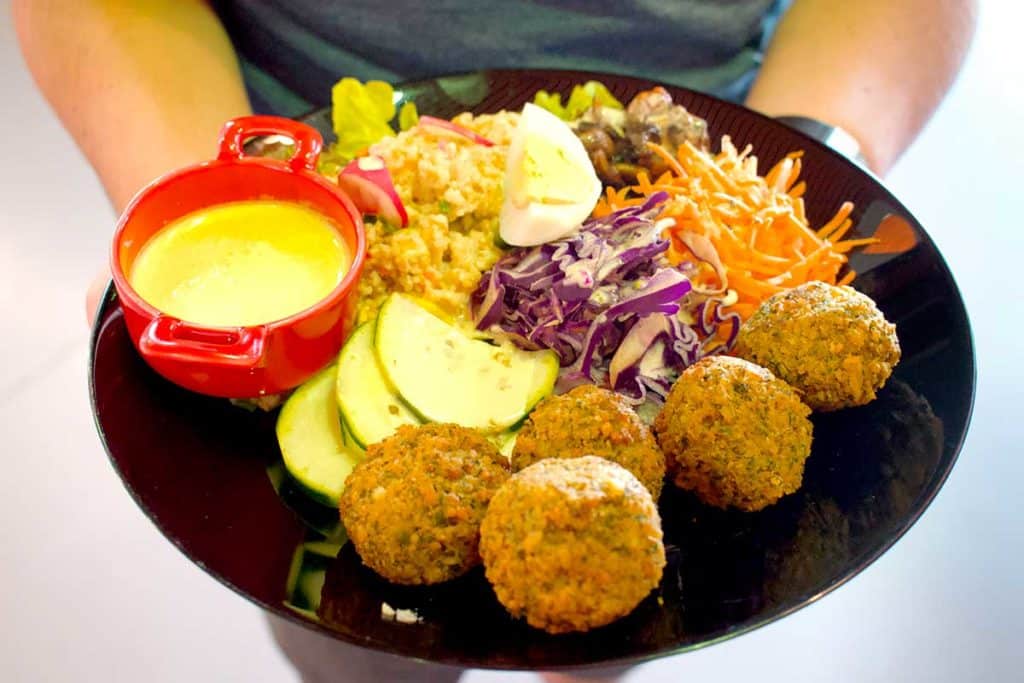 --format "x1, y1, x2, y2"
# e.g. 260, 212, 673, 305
594, 136, 866, 321
816, 202, 854, 239
833, 237, 880, 253
646, 142, 688, 179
